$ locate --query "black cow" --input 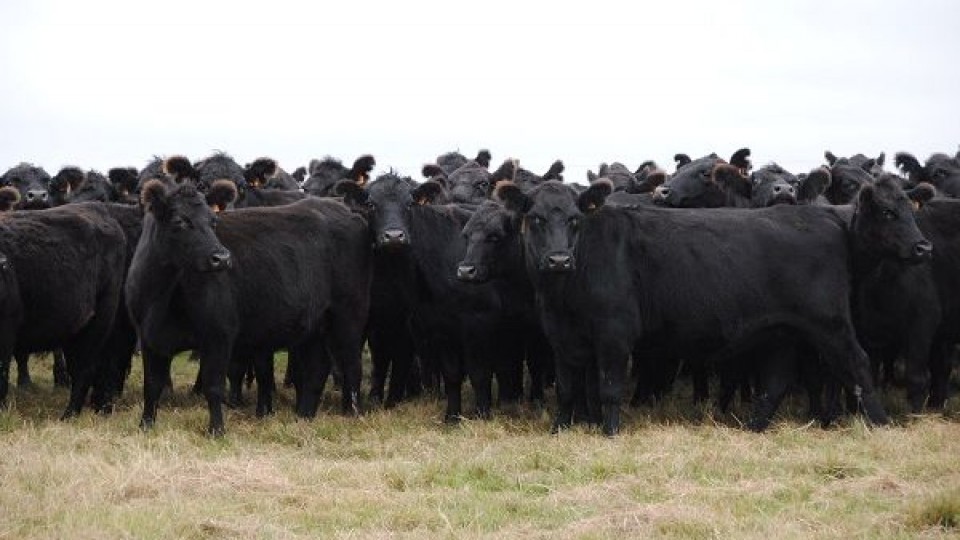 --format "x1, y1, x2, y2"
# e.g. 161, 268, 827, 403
430, 150, 492, 177
653, 150, 753, 208
0, 203, 127, 418
302, 155, 375, 197
495, 177, 928, 435
0, 245, 22, 400
457, 200, 553, 406
127, 158, 372, 434
338, 174, 506, 421
896, 150, 960, 197
0, 163, 53, 210
437, 158, 512, 205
